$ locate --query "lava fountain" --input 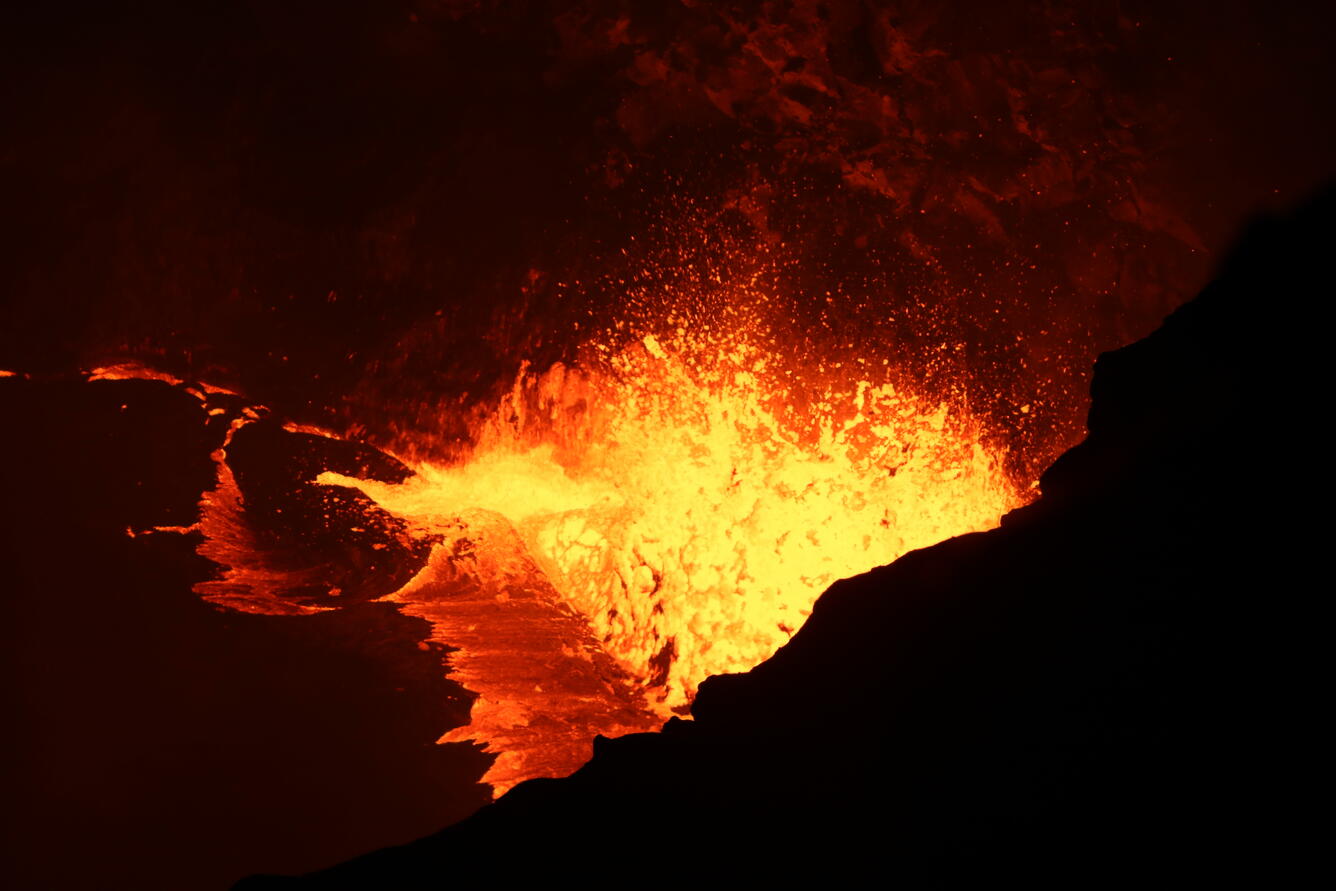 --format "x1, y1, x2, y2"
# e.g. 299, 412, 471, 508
303, 299, 1023, 791
99, 268, 1032, 794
